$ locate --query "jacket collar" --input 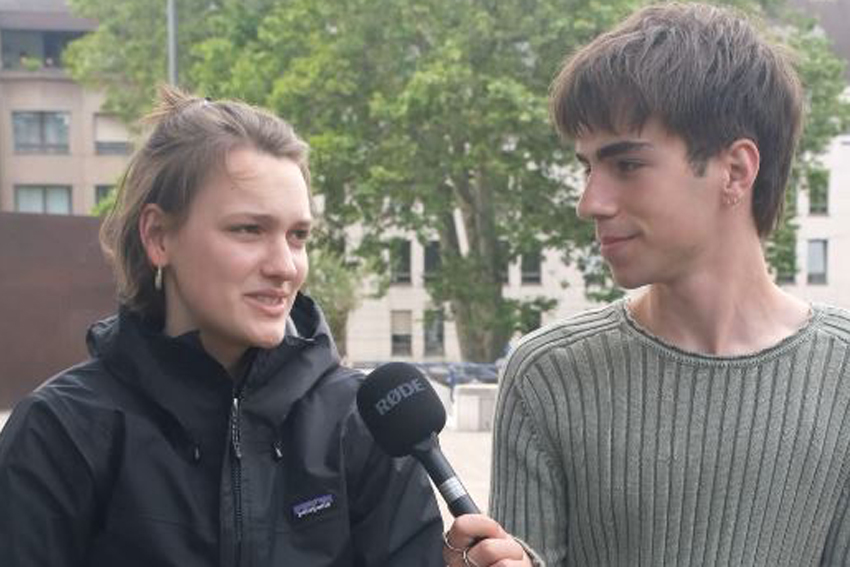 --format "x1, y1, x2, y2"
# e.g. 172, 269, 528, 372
86, 293, 341, 438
